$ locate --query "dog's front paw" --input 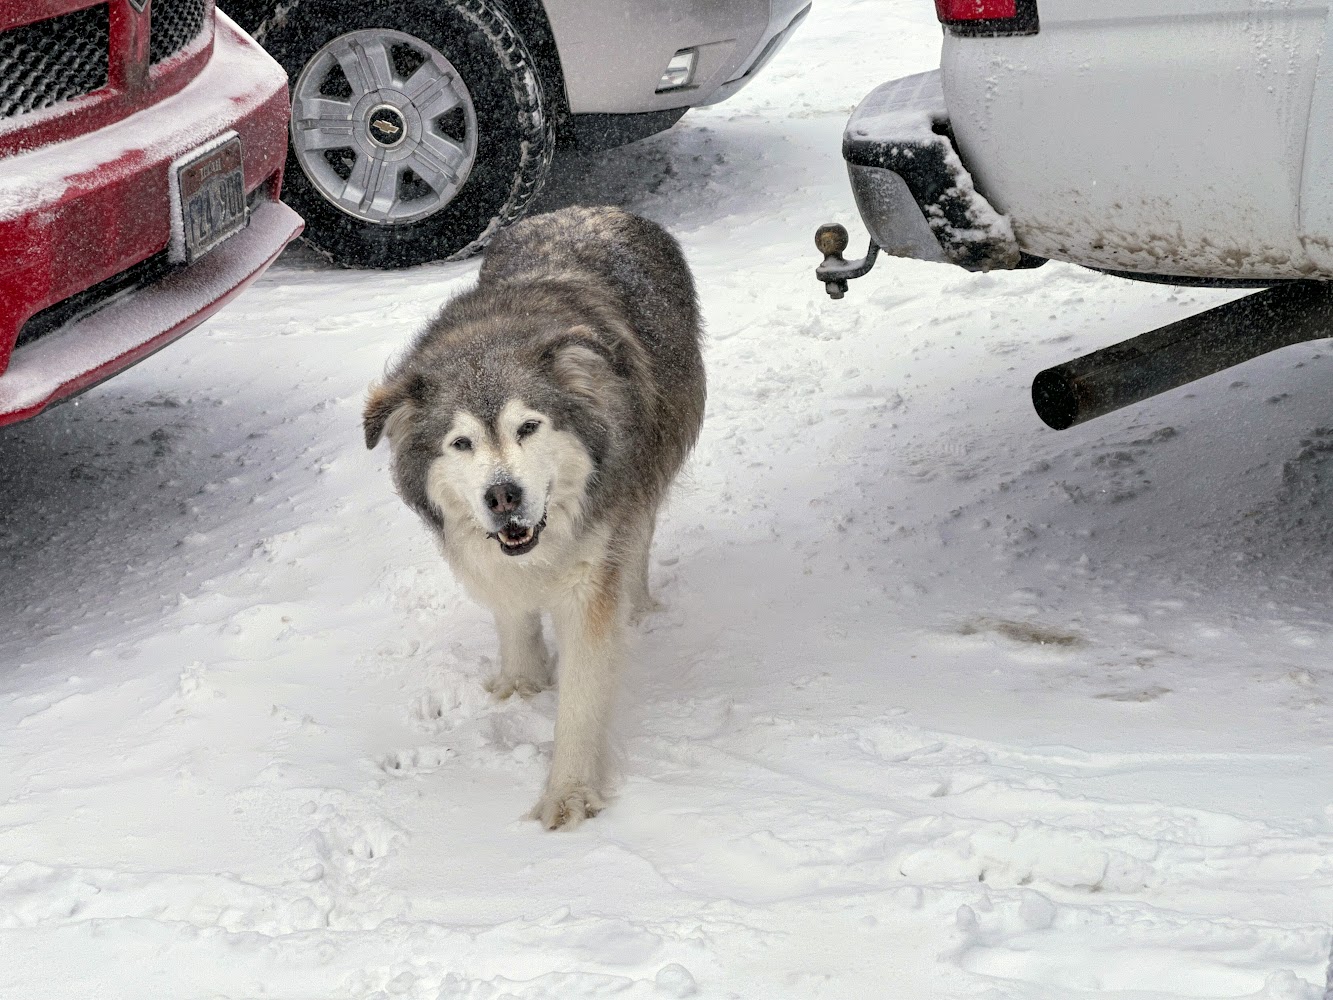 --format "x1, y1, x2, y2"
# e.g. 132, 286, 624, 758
629, 595, 665, 625
527, 784, 605, 830
484, 674, 550, 700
